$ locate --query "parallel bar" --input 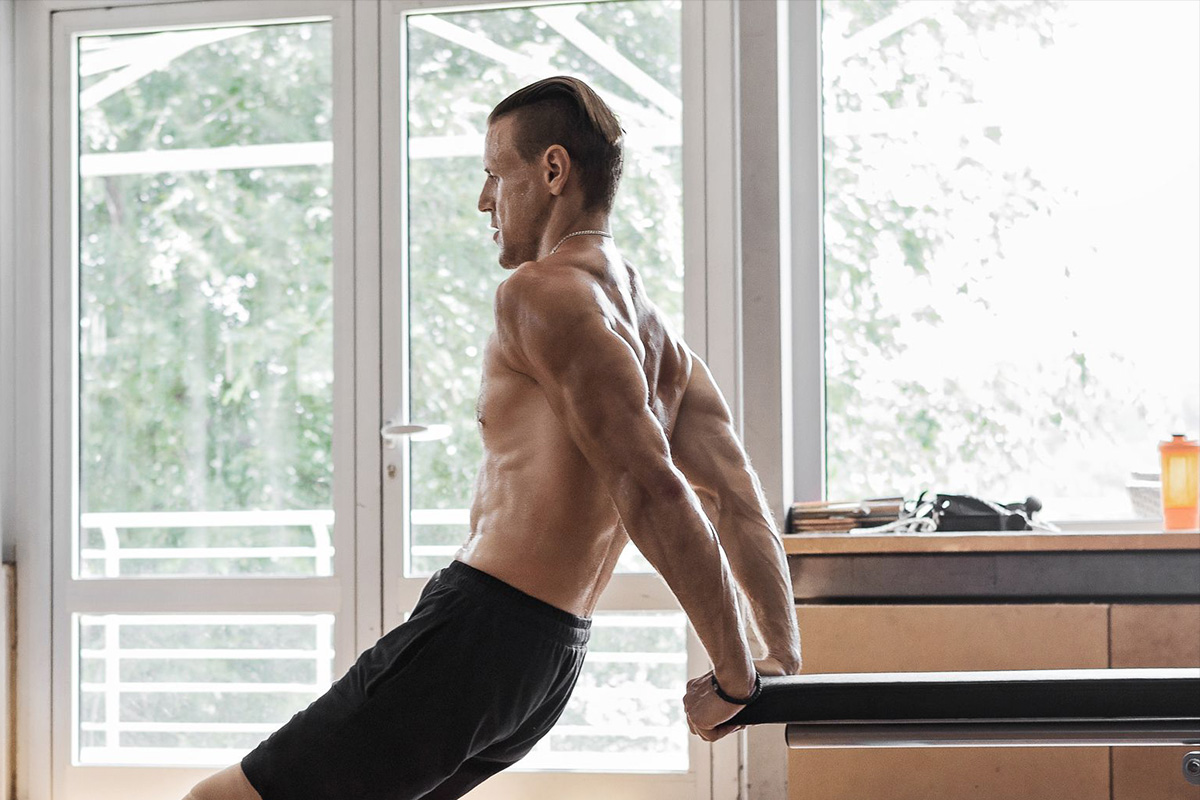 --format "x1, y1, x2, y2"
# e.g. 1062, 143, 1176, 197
731, 670, 1200, 733
785, 721, 1200, 748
